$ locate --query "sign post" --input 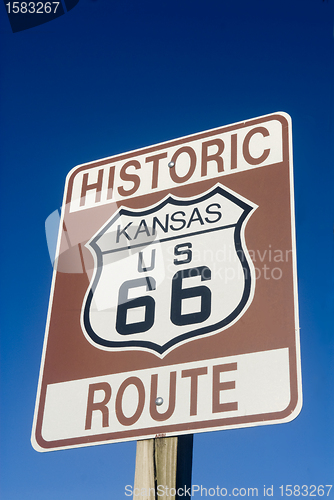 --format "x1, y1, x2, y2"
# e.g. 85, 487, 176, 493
32, 112, 301, 455
134, 435, 193, 500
